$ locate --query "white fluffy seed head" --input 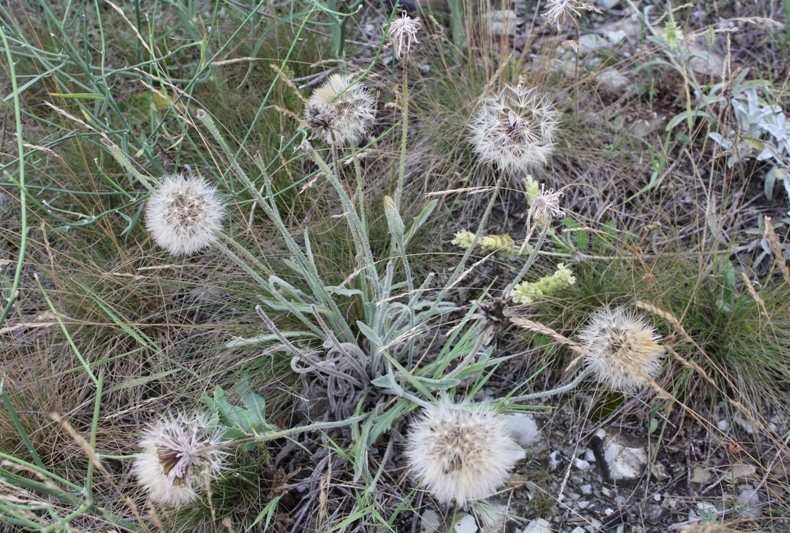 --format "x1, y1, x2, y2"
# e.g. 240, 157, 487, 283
405, 400, 523, 506
304, 74, 375, 147
578, 307, 666, 393
469, 79, 559, 173
144, 174, 224, 256
133, 412, 227, 507
387, 12, 421, 59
